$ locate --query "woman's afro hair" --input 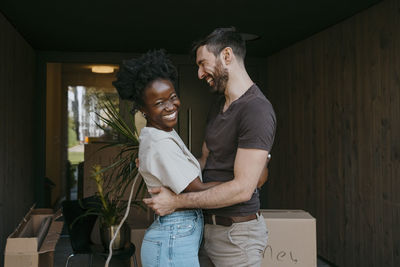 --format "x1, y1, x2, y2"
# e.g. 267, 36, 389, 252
113, 49, 178, 110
